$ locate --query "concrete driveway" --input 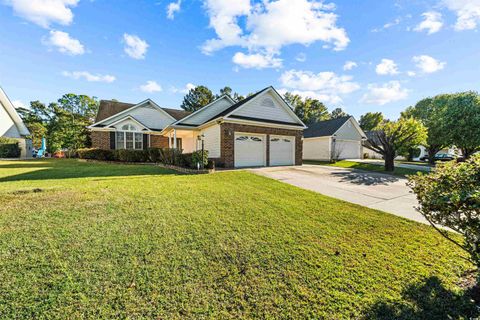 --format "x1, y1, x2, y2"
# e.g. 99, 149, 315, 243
250, 165, 429, 225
